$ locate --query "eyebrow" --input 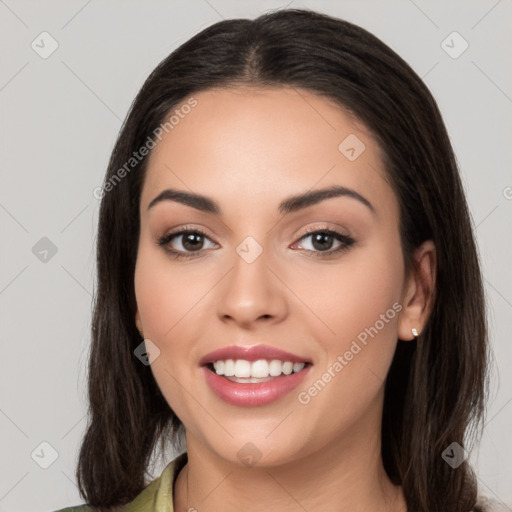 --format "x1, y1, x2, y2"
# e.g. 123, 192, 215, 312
147, 184, 376, 216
